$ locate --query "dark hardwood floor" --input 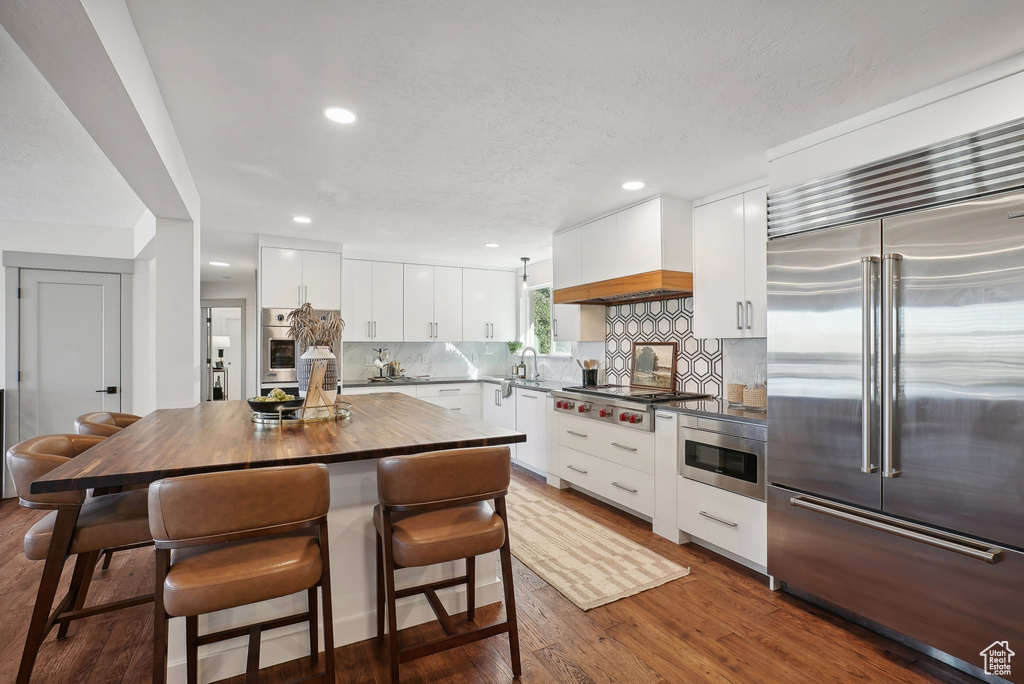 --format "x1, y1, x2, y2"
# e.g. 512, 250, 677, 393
0, 466, 979, 683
